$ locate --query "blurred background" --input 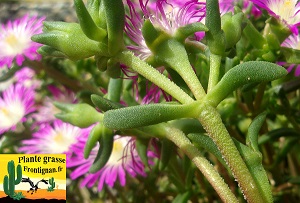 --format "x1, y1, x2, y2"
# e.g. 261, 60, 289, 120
0, 0, 78, 23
